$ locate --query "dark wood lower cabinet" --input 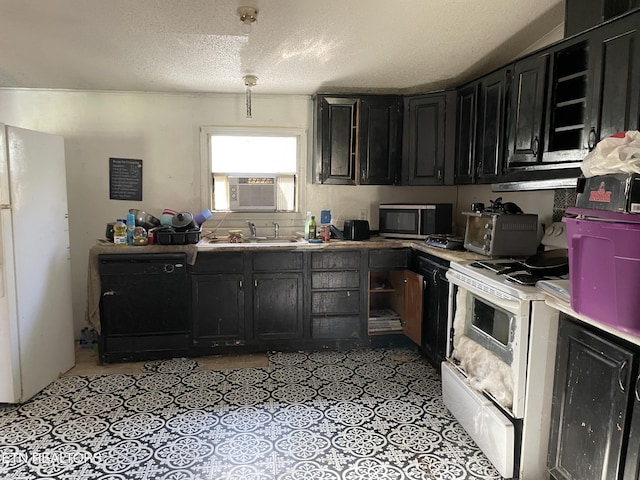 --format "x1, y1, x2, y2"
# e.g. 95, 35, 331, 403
191, 274, 244, 346
548, 315, 639, 480
253, 272, 304, 342
100, 247, 444, 360
414, 253, 450, 370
